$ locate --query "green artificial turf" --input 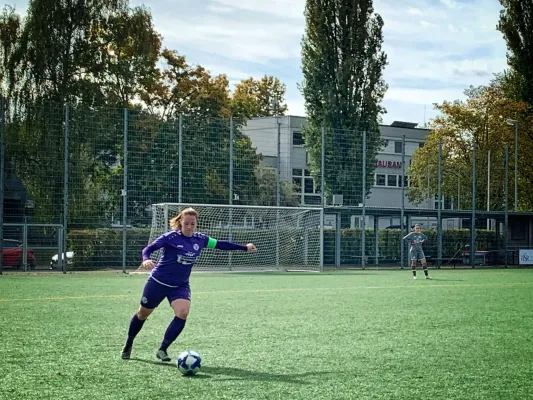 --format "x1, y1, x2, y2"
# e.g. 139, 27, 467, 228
1, 269, 532, 400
